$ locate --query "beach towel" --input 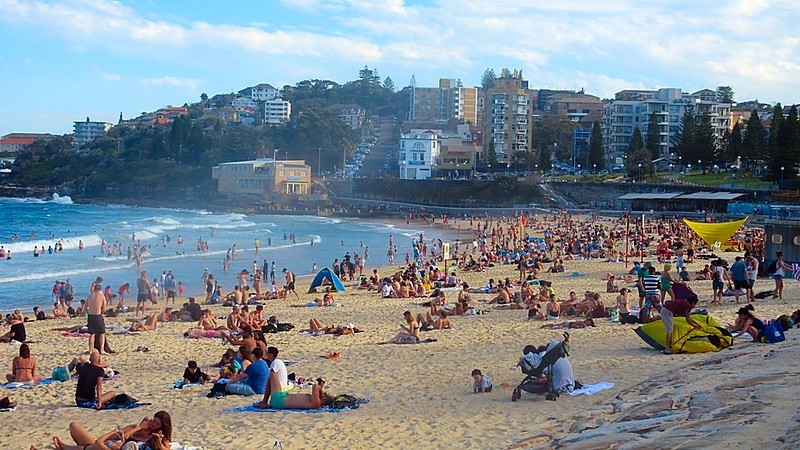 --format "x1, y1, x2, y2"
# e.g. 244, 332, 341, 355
79, 394, 151, 410
568, 382, 614, 396
0, 407, 17, 412
169, 443, 203, 450
225, 398, 369, 414
0, 377, 63, 390
171, 381, 201, 388
569, 272, 585, 278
